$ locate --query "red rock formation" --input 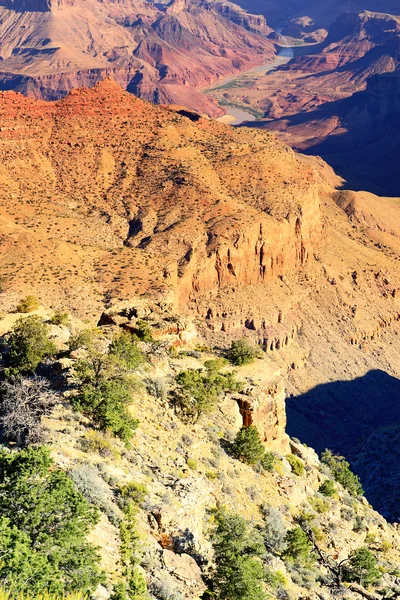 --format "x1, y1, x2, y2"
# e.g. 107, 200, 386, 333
0, 0, 276, 115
